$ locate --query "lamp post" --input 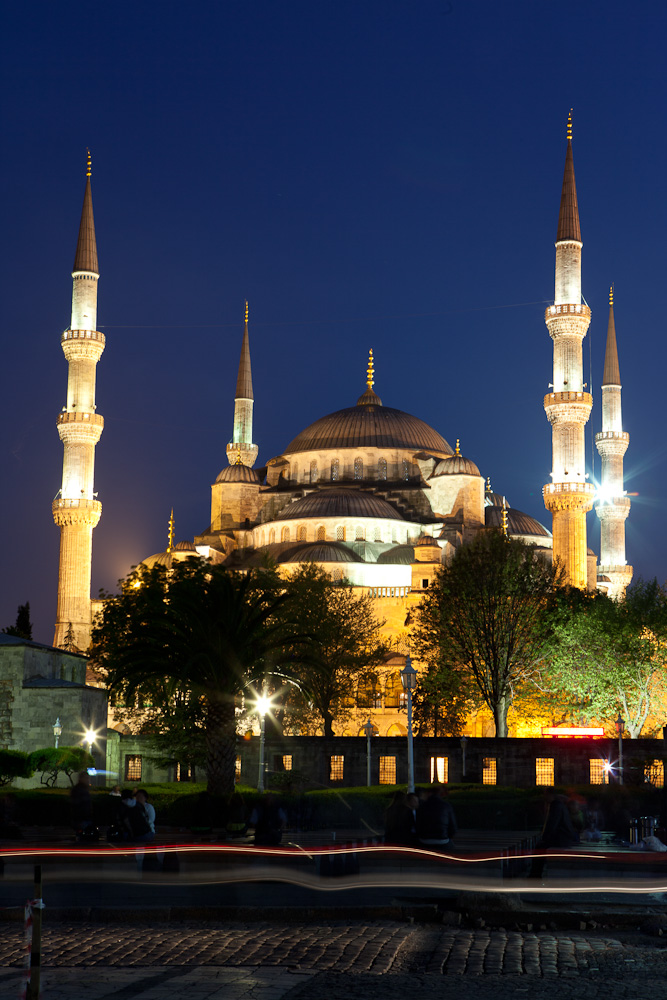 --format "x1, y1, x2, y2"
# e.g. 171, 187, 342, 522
400, 655, 417, 794
84, 729, 95, 756
363, 718, 374, 787
615, 714, 625, 785
460, 735, 468, 779
53, 718, 62, 749
256, 690, 272, 792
